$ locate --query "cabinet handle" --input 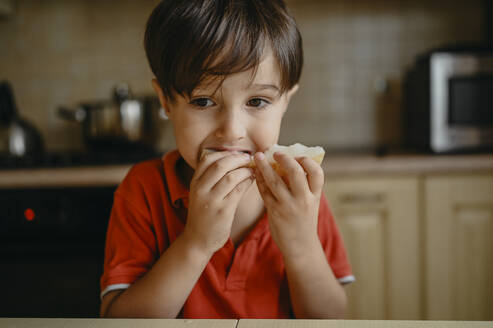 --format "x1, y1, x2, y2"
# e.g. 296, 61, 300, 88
338, 192, 385, 204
